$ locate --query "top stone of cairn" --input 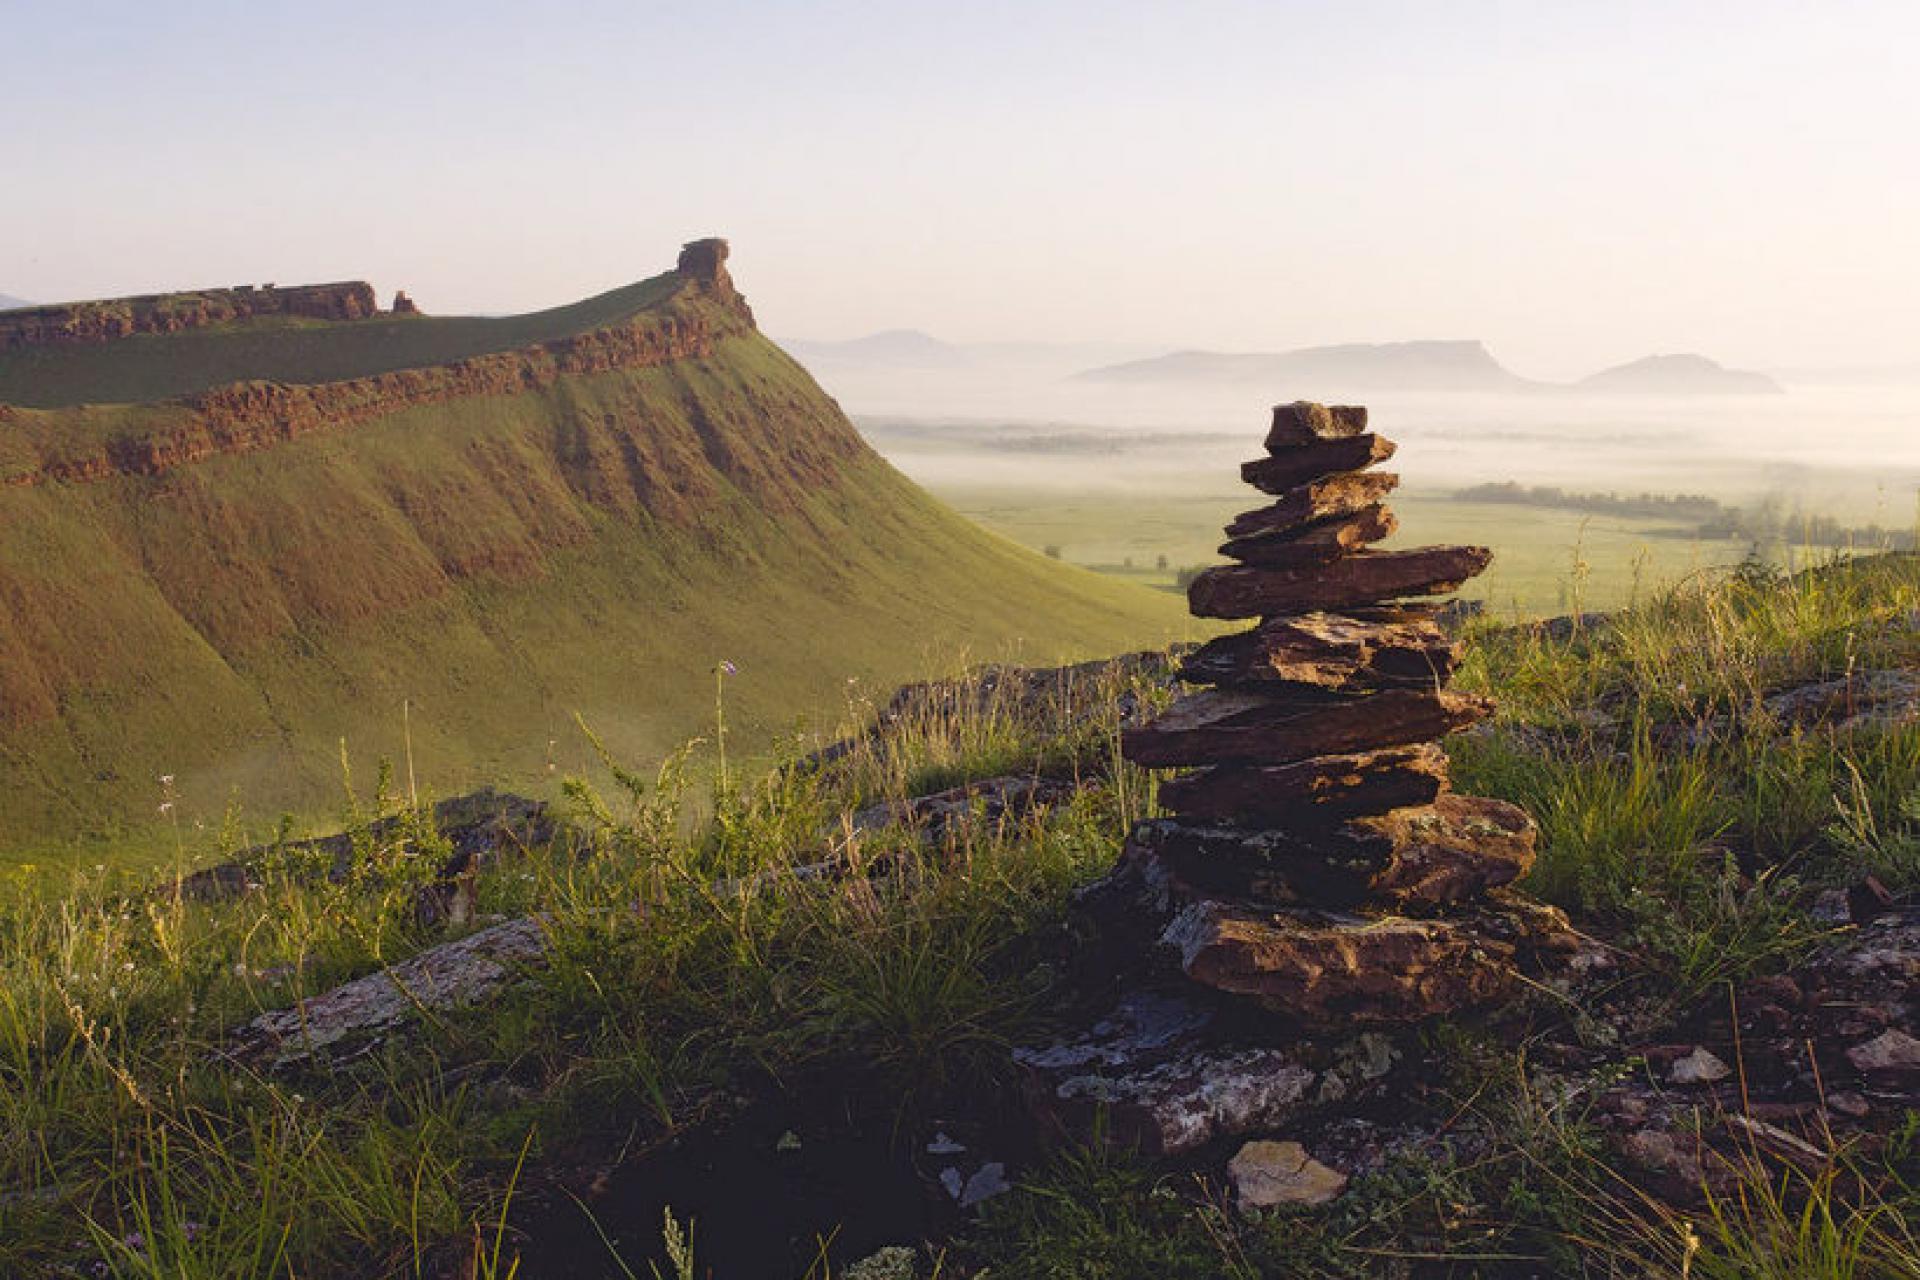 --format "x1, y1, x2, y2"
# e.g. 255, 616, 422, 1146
1264, 402, 1370, 451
